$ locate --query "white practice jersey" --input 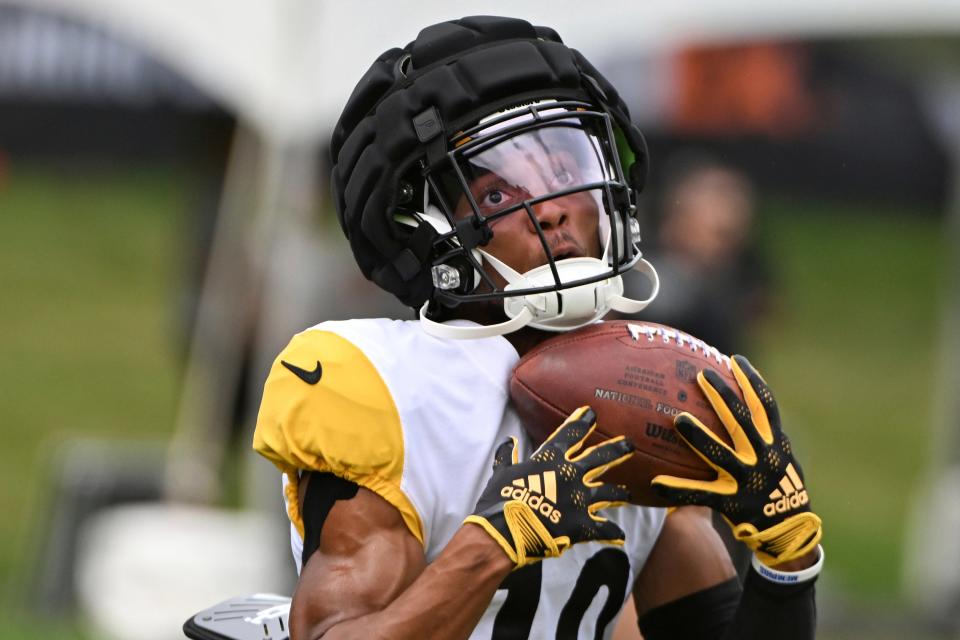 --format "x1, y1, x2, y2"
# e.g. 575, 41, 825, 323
254, 318, 666, 639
